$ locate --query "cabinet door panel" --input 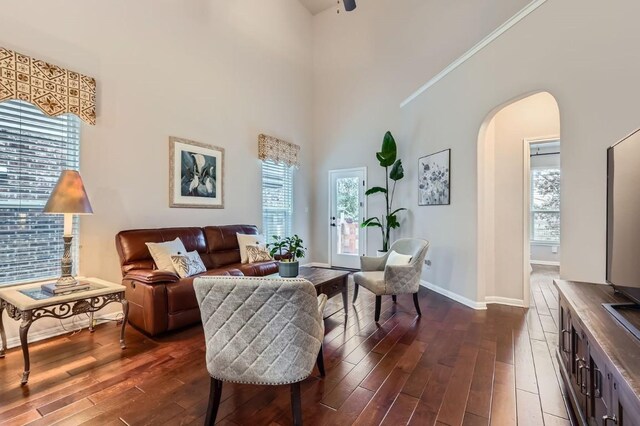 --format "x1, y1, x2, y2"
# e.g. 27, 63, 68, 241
572, 324, 588, 412
589, 352, 610, 425
614, 380, 640, 426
